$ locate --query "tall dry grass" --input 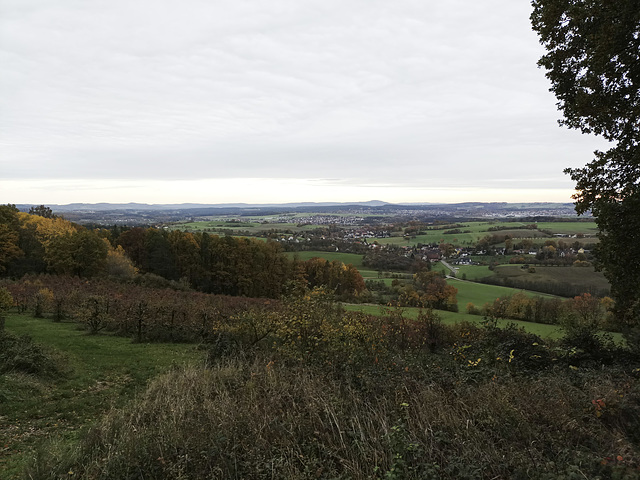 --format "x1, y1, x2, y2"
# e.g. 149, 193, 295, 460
28, 354, 640, 479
